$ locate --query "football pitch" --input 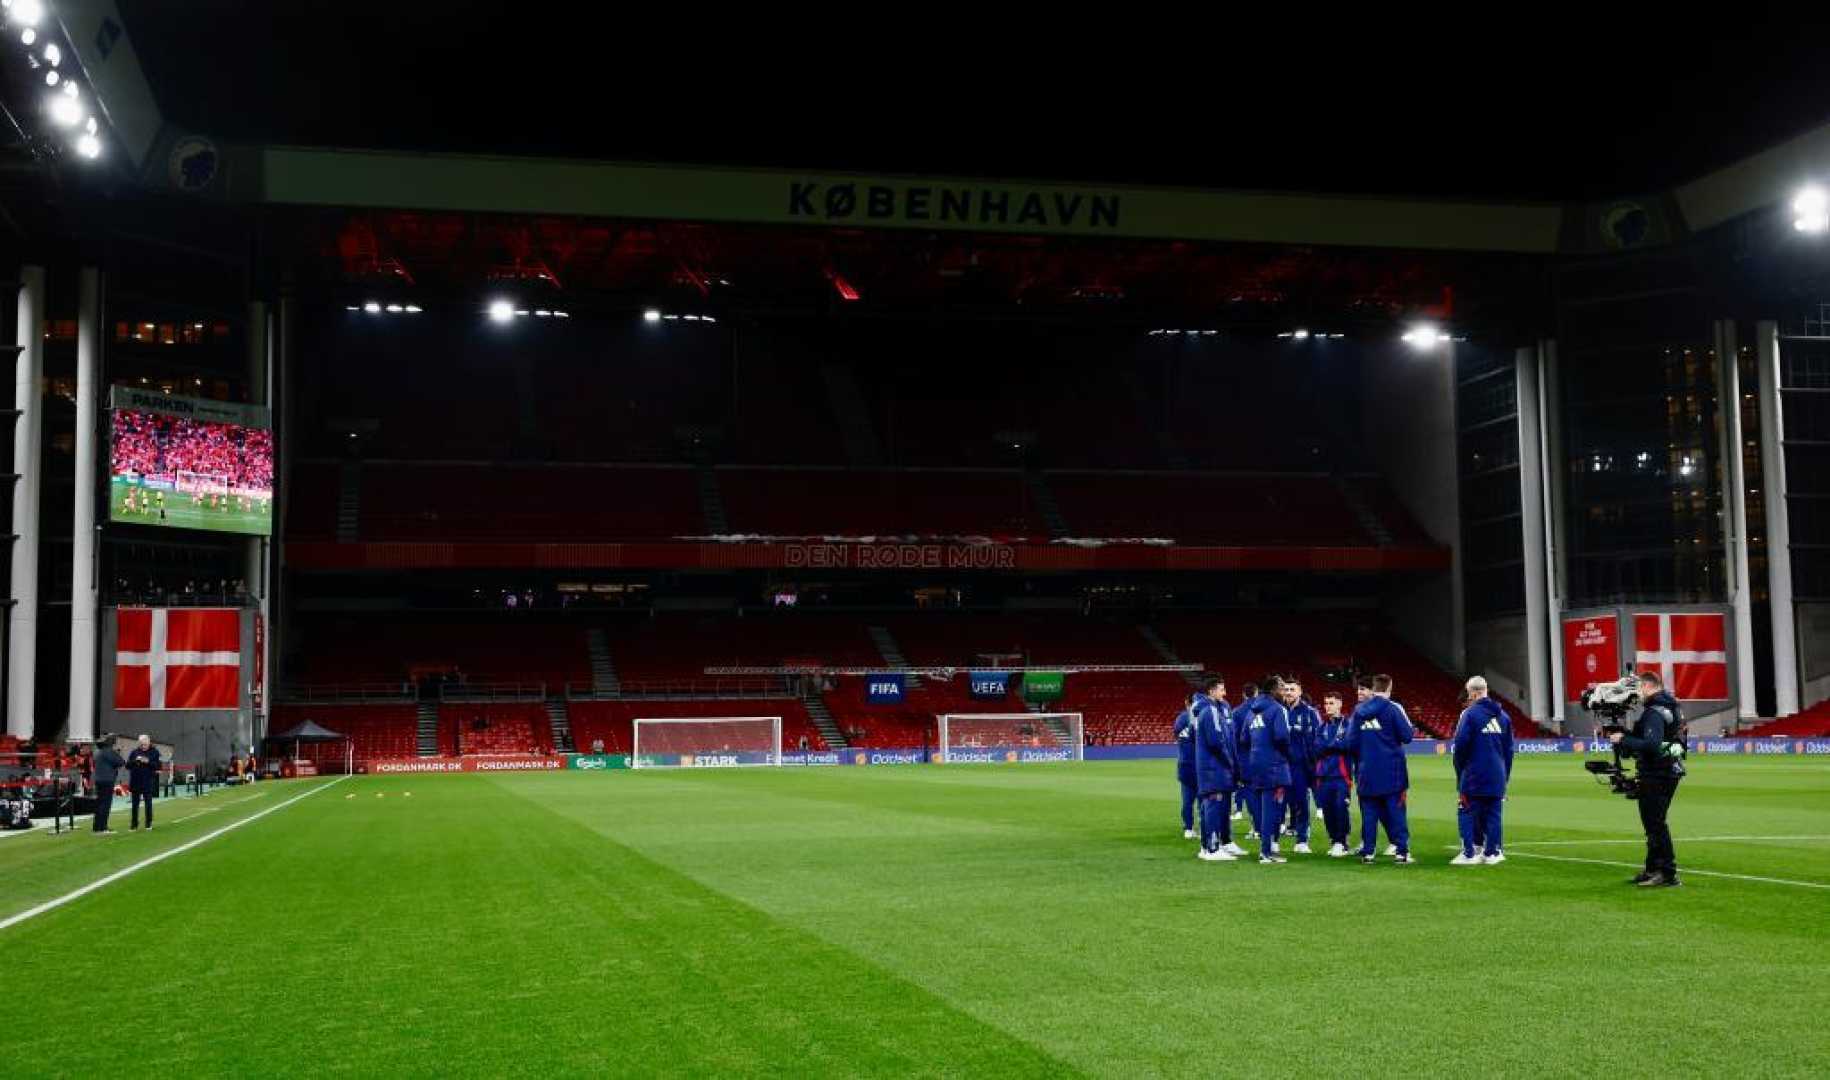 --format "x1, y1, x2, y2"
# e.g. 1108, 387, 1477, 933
2, 757, 1826, 1077
110, 477, 272, 536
